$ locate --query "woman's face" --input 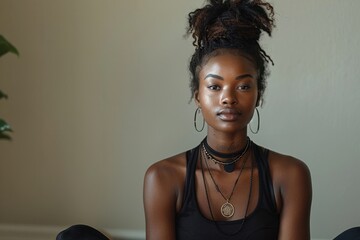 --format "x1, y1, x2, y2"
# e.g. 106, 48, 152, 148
195, 52, 259, 134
